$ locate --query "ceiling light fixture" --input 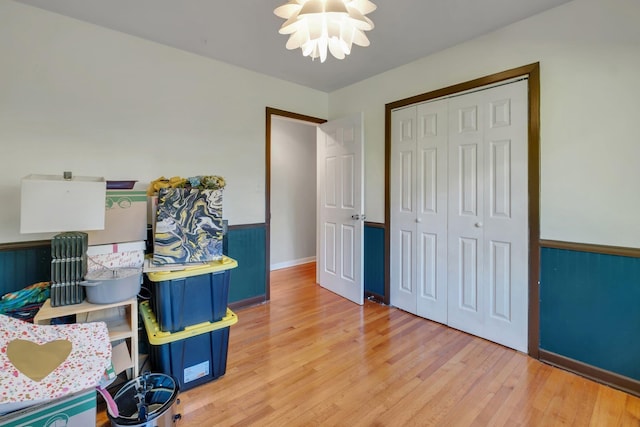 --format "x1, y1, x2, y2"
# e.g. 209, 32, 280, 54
274, 0, 377, 63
